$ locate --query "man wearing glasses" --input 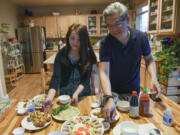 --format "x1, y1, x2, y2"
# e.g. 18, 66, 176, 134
99, 2, 161, 122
